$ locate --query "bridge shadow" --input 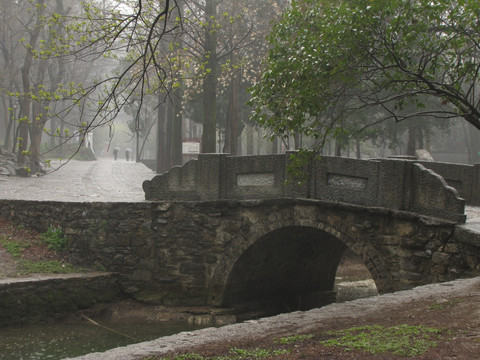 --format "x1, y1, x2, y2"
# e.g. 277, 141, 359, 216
222, 226, 376, 318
